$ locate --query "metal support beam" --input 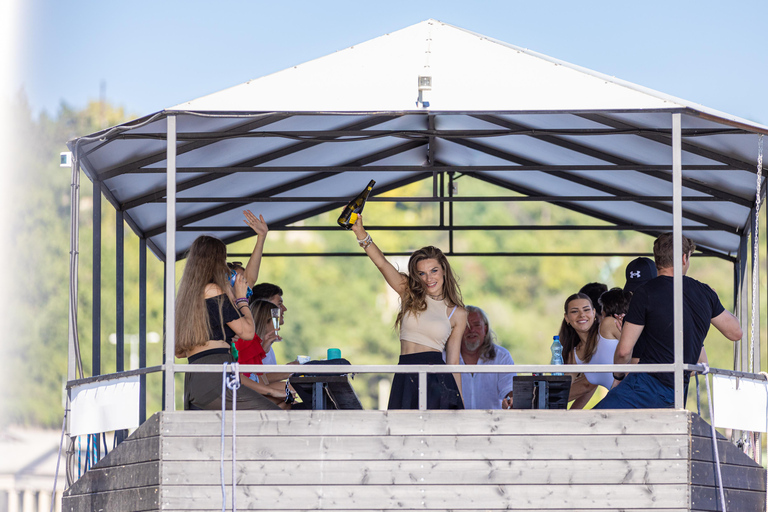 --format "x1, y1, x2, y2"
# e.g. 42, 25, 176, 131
735, 232, 749, 372
448, 172, 455, 254
751, 210, 761, 376
121, 115, 401, 210
67, 150, 82, 388
115, 210, 125, 445
672, 113, 684, 410
164, 115, 177, 411
143, 139, 426, 241
139, 237, 147, 424
449, 137, 736, 233
116, 211, 124, 373
92, 181, 101, 378
751, 208, 762, 465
